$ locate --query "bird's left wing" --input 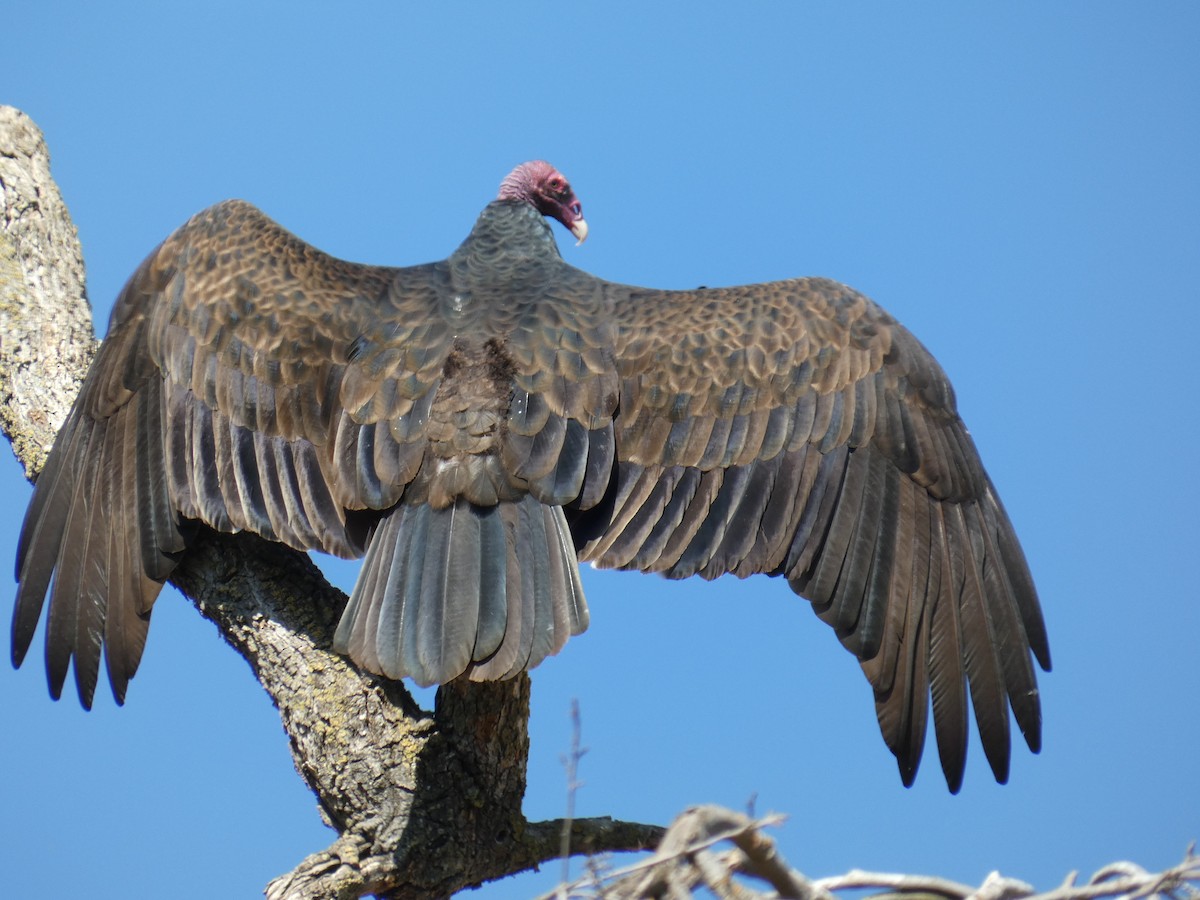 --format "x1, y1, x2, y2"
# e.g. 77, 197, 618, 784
576, 275, 1049, 791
